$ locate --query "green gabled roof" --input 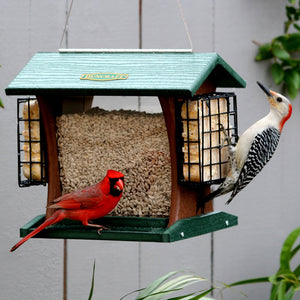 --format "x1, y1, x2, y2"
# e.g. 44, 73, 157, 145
5, 51, 246, 97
